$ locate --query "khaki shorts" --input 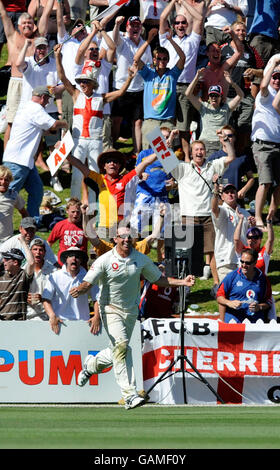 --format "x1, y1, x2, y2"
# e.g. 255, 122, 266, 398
142, 118, 175, 149
217, 264, 238, 283
176, 83, 198, 132
252, 140, 280, 184
6, 77, 22, 123
182, 215, 215, 254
